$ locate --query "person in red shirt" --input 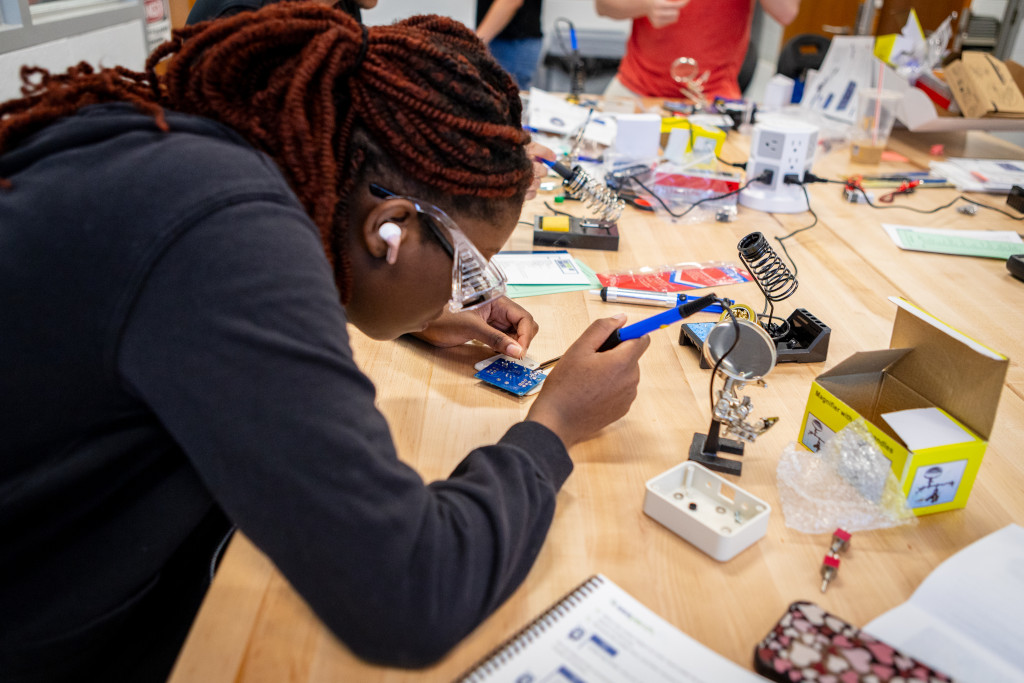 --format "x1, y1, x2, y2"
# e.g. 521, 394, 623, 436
596, 0, 800, 101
